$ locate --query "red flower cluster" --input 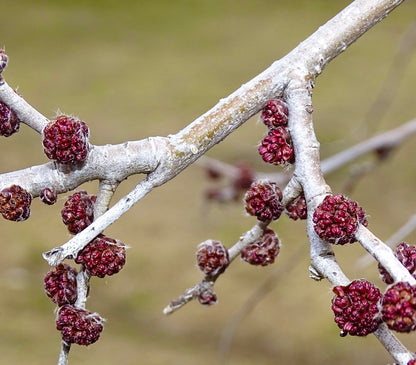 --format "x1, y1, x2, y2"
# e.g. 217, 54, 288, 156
61, 190, 96, 234
43, 115, 90, 164
313, 194, 367, 245
196, 240, 229, 276
332, 279, 381, 337
259, 99, 294, 165
241, 227, 280, 266
0, 100, 20, 137
56, 305, 104, 346
44, 264, 78, 307
244, 180, 283, 222
0, 184, 32, 221
75, 234, 127, 278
